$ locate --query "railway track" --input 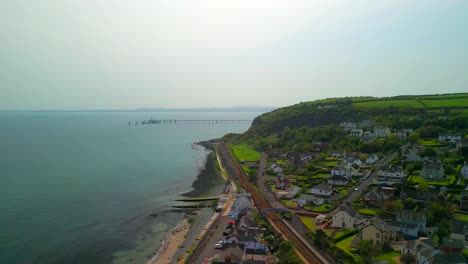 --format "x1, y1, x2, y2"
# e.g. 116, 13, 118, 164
220, 142, 329, 264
